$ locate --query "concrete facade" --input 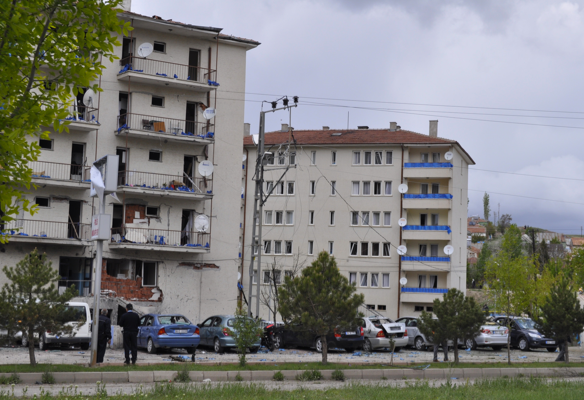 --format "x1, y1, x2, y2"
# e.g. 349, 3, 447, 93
241, 124, 474, 321
0, 8, 258, 329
